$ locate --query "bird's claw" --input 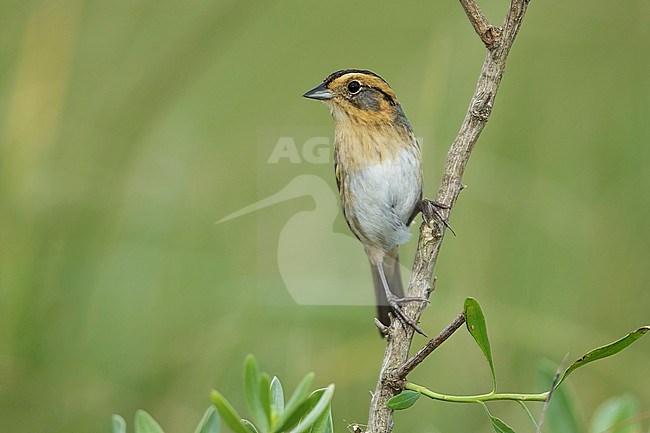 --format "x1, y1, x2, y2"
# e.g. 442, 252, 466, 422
386, 293, 428, 337
421, 199, 456, 236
